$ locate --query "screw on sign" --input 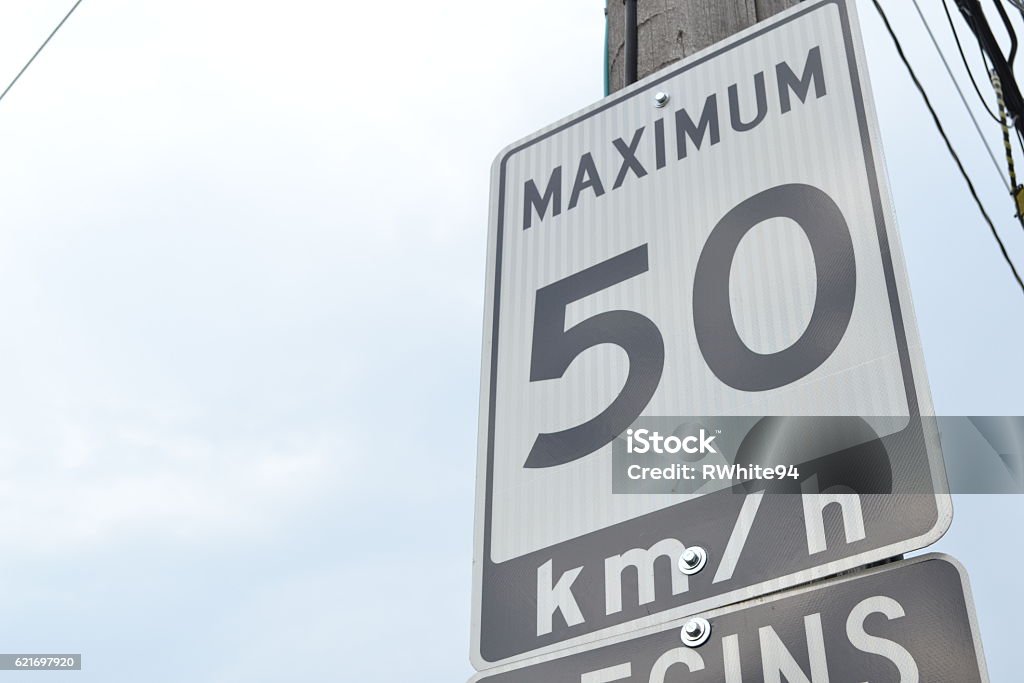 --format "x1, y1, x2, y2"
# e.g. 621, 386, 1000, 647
677, 547, 707, 575
680, 618, 711, 648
